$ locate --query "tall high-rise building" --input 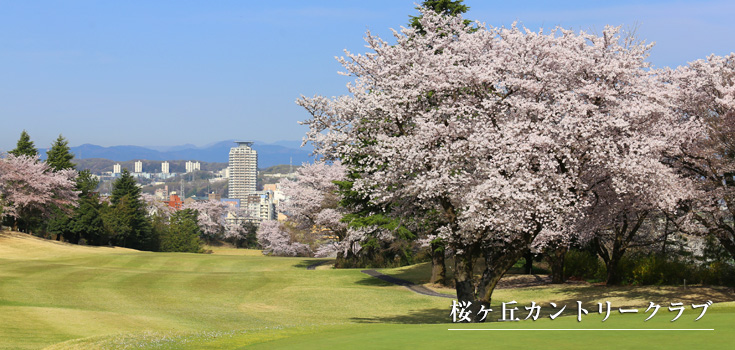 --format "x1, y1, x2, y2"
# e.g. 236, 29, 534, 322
161, 161, 169, 174
113, 163, 121, 174
228, 141, 257, 199
134, 160, 143, 173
